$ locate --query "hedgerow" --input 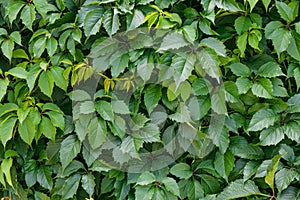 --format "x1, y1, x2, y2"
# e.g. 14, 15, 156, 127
0, 0, 300, 199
